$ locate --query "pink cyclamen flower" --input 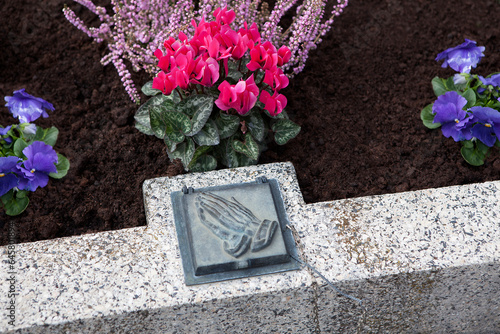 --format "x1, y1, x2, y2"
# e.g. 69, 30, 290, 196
238, 22, 261, 46
263, 68, 289, 92
247, 41, 278, 72
277, 46, 292, 66
215, 75, 259, 115
193, 56, 220, 87
260, 90, 287, 116
152, 71, 176, 95
213, 7, 236, 25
